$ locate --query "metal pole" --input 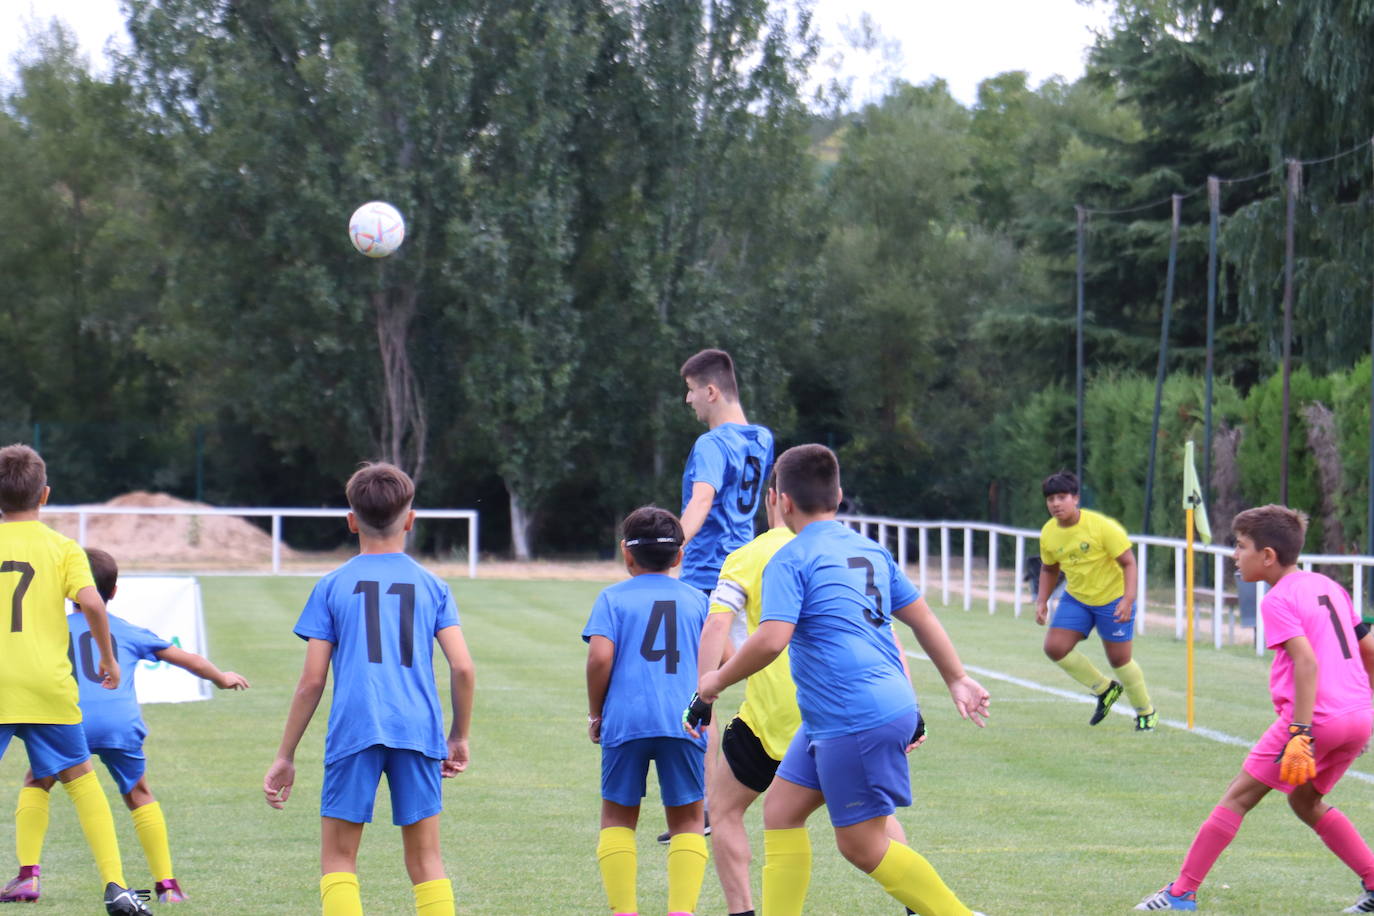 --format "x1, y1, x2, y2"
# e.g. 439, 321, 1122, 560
1281, 160, 1300, 505
1143, 195, 1182, 534
1076, 205, 1087, 483
1204, 178, 1219, 512
1367, 140, 1374, 613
